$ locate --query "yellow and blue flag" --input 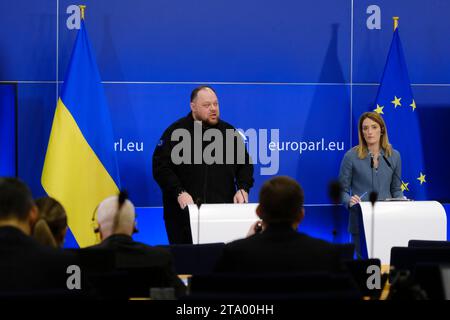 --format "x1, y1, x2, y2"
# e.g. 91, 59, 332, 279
42, 19, 120, 247
373, 26, 427, 200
